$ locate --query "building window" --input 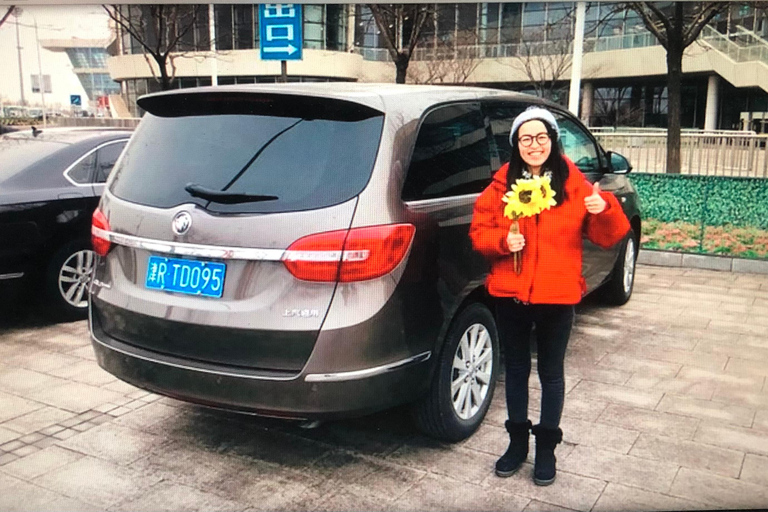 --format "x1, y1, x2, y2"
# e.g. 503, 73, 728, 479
234, 5, 255, 50
304, 5, 347, 51
30, 74, 52, 94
